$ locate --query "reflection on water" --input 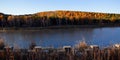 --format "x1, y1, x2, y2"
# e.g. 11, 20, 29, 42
0, 27, 120, 48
